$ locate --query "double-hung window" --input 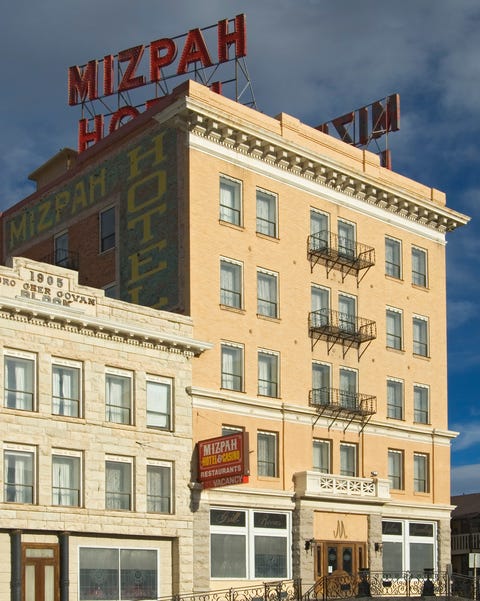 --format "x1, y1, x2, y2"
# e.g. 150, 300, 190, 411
388, 449, 404, 490
414, 453, 429, 493
413, 316, 429, 357
338, 220, 356, 259
412, 247, 428, 287
385, 237, 402, 278
386, 308, 403, 350
256, 189, 277, 237
310, 209, 329, 252
338, 294, 356, 333
220, 258, 242, 309
257, 269, 278, 318
220, 176, 242, 225
147, 461, 172, 513
339, 368, 357, 409
52, 451, 81, 506
221, 343, 243, 391
105, 369, 132, 425
105, 457, 132, 510
54, 231, 69, 267
312, 362, 330, 406
257, 431, 278, 477
414, 385, 429, 424
258, 350, 279, 397
313, 439, 331, 473
100, 206, 116, 252
387, 379, 403, 420
311, 285, 330, 328
4, 350, 35, 411
52, 359, 81, 417
4, 446, 35, 503
340, 443, 357, 477
146, 377, 172, 430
